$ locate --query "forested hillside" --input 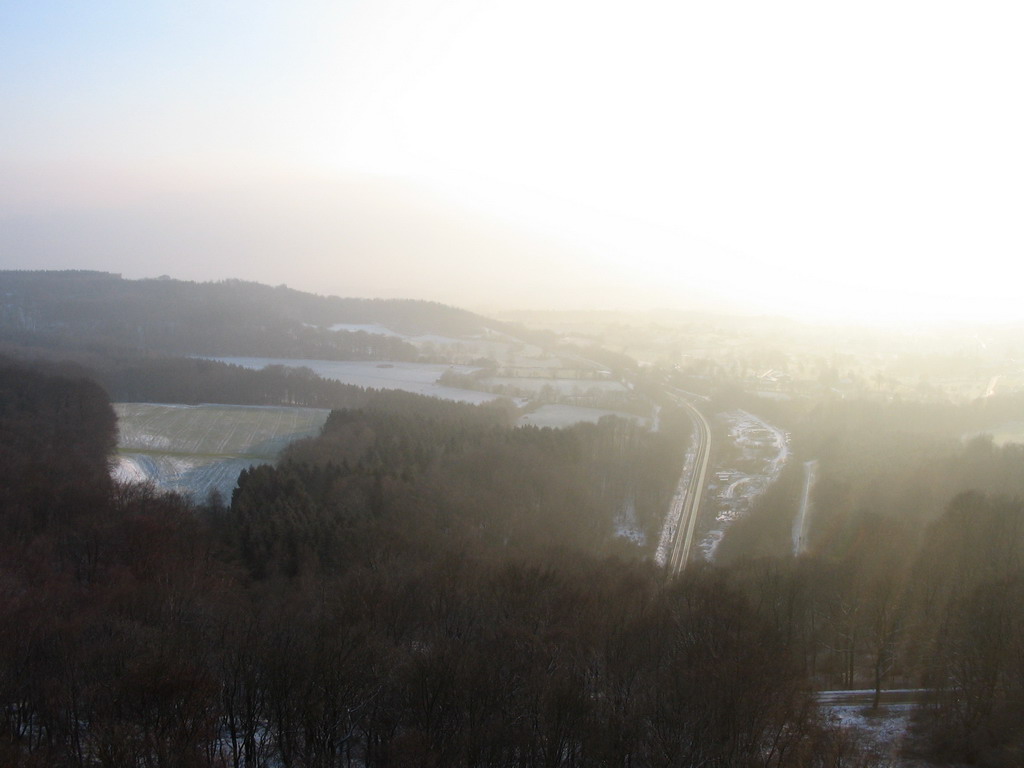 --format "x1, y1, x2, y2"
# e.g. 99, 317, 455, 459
0, 358, 857, 767
4, 273, 1024, 765
0, 359, 116, 535
224, 402, 689, 576
0, 271, 496, 361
